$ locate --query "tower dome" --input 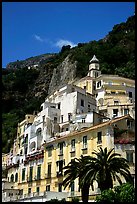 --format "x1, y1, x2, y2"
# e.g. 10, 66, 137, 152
90, 55, 99, 63
87, 55, 101, 78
